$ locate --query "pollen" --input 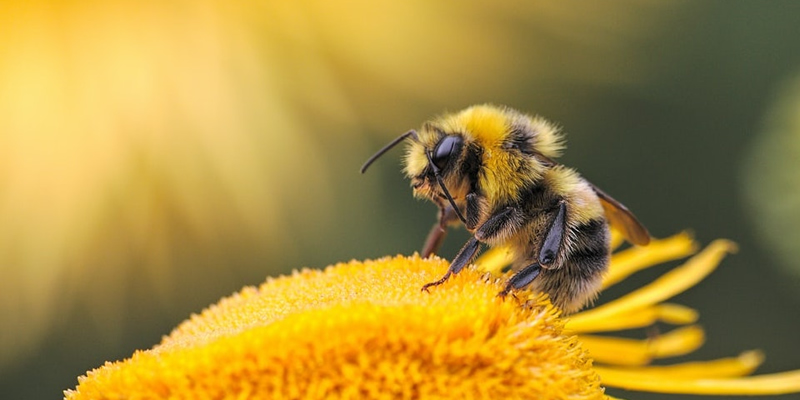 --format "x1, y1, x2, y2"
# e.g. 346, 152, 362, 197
65, 255, 604, 400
